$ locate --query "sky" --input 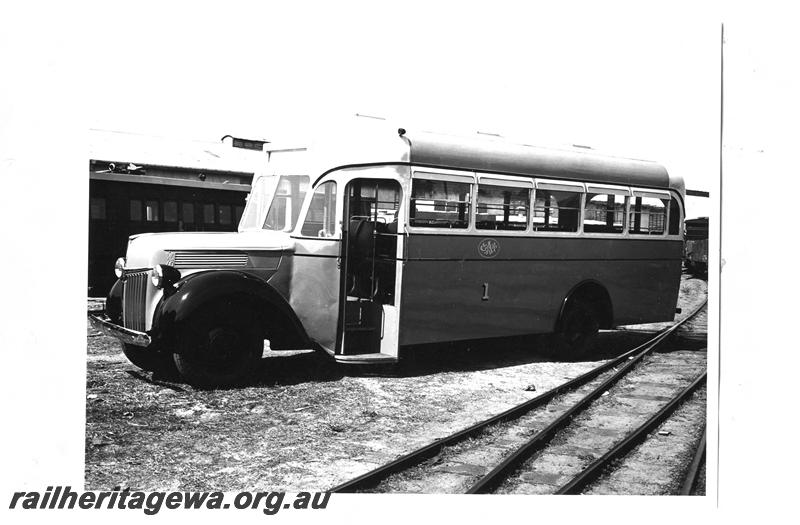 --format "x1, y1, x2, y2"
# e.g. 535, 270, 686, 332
83, 2, 720, 218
